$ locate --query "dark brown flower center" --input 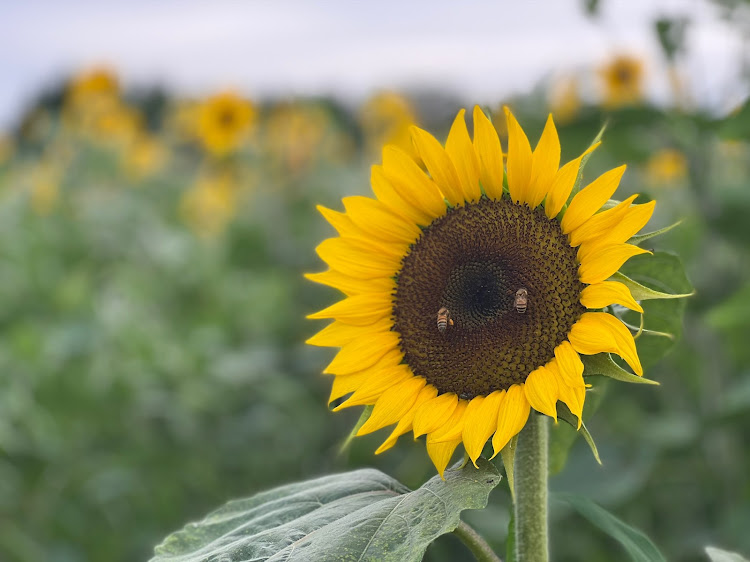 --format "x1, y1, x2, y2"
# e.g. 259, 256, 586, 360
392, 196, 585, 398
